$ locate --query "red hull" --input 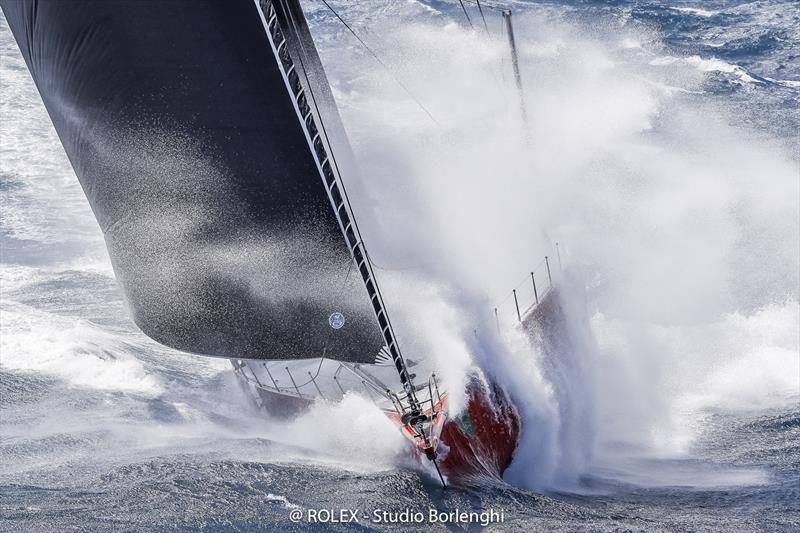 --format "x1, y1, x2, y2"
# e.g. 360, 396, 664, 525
437, 378, 520, 484
237, 363, 520, 486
